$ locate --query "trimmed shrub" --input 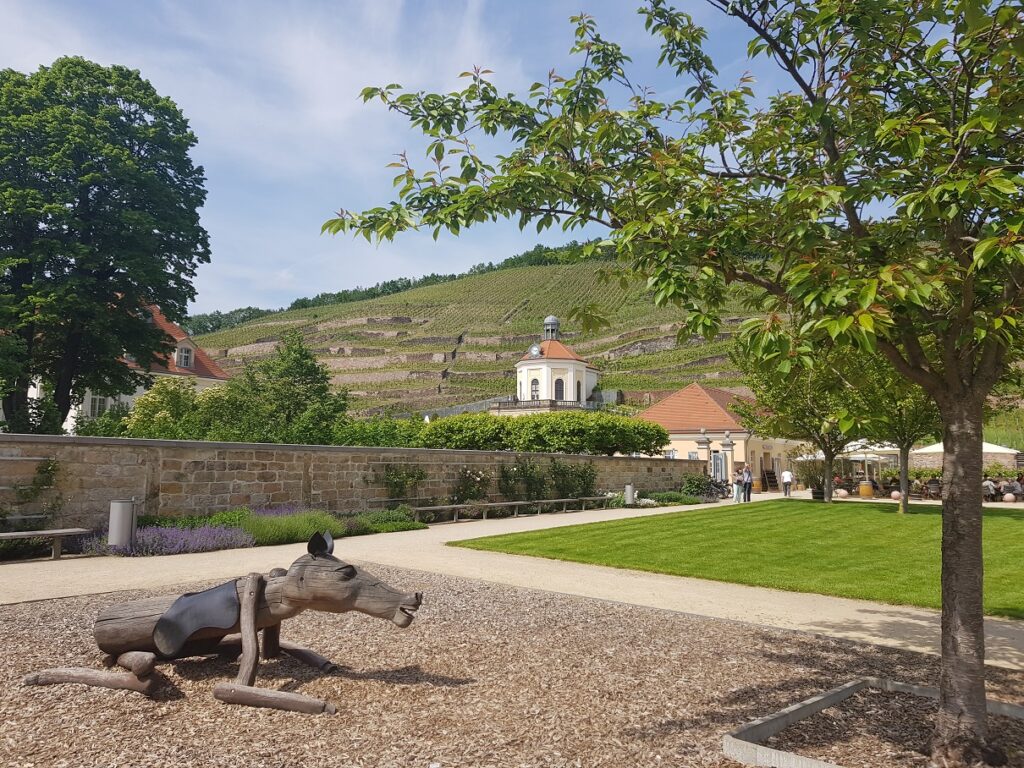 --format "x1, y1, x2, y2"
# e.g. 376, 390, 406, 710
360, 506, 415, 526
208, 508, 252, 527
334, 417, 425, 447
419, 413, 511, 451
679, 474, 717, 498
343, 516, 374, 536
355, 506, 426, 532
239, 511, 348, 546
